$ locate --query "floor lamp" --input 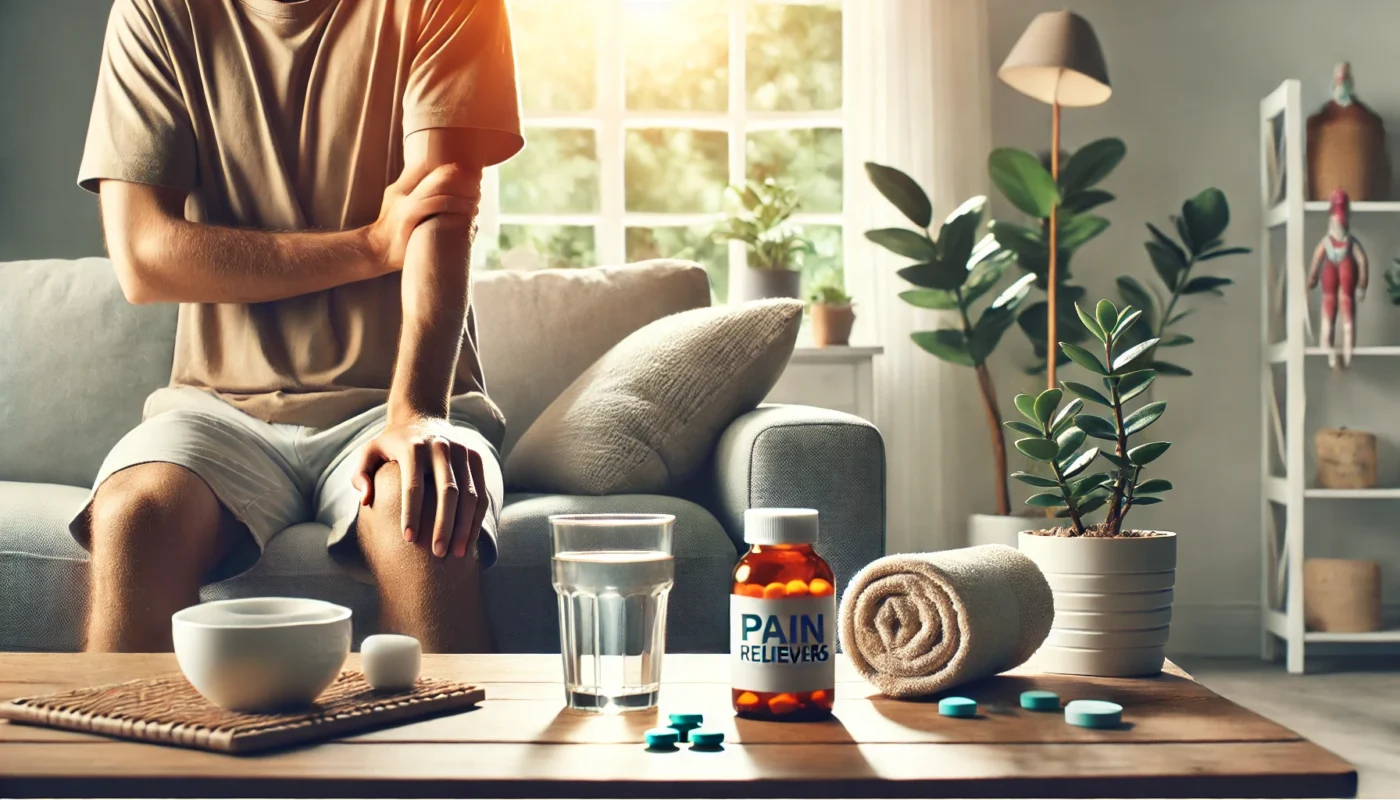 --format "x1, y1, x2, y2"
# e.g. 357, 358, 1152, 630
997, 10, 1111, 389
